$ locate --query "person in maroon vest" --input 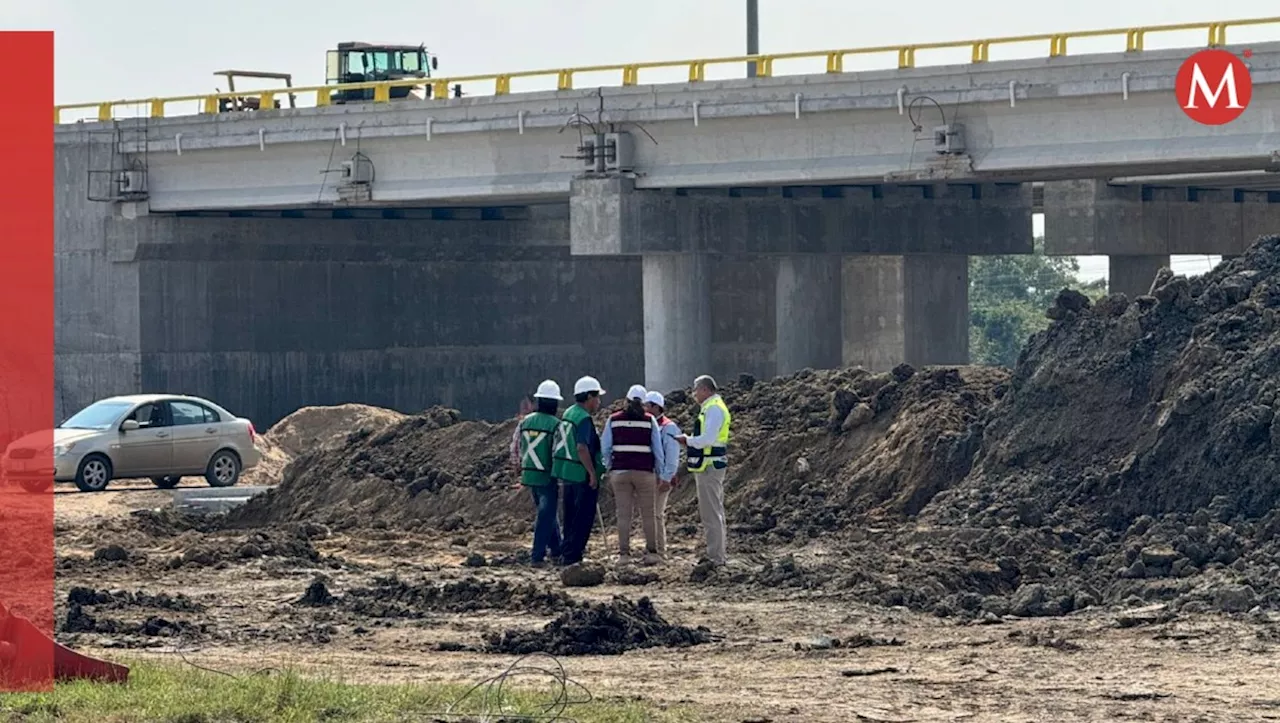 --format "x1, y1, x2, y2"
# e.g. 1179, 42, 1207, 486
600, 384, 667, 564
